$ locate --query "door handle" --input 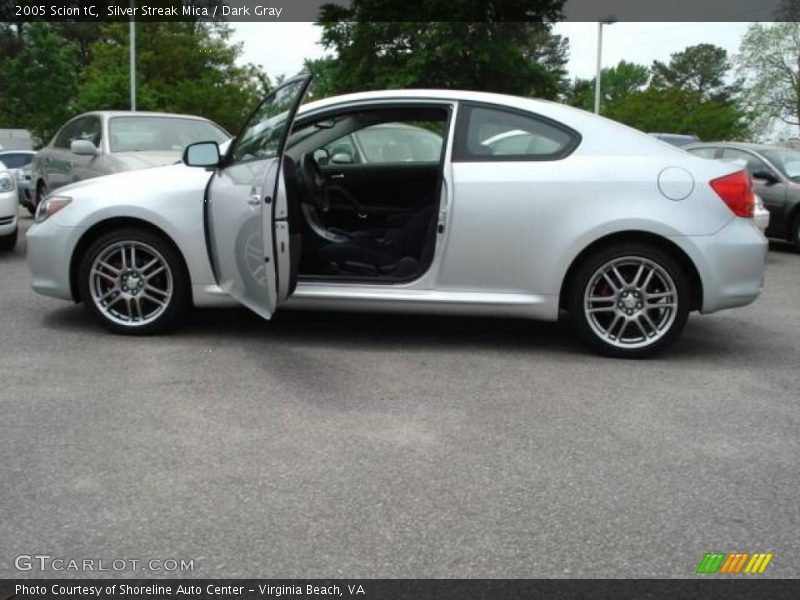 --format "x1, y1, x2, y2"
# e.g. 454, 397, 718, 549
248, 194, 260, 205
330, 173, 345, 180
